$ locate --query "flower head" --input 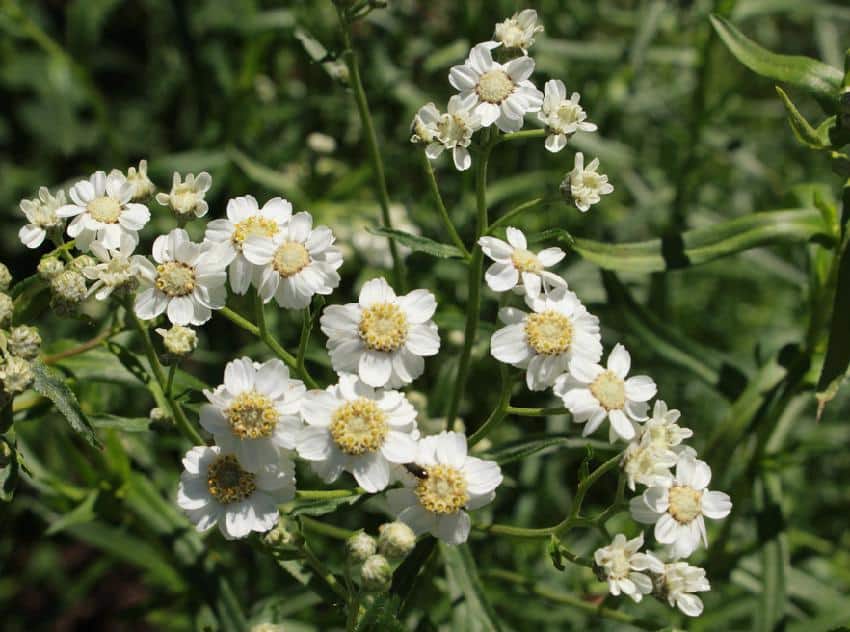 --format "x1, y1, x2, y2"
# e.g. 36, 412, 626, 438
655, 561, 711, 617
7, 325, 41, 360
594, 533, 664, 602
410, 103, 441, 147
538, 80, 597, 153
347, 531, 377, 562
156, 324, 198, 357
156, 171, 212, 218
561, 153, 614, 212
378, 521, 416, 559
125, 160, 156, 200
37, 257, 64, 281
360, 554, 392, 592
19, 187, 66, 249
1, 356, 34, 395
487, 9, 544, 54
320, 278, 439, 388
415, 95, 482, 171
478, 227, 566, 299
622, 400, 693, 490
81, 234, 140, 300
